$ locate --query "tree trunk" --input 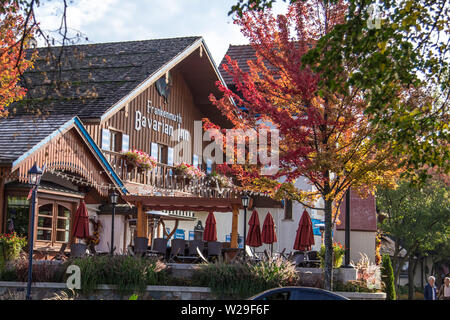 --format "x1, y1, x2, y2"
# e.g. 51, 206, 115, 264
323, 198, 333, 291
408, 255, 416, 300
